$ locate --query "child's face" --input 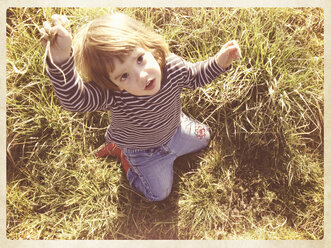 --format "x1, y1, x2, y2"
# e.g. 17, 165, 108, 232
109, 47, 162, 96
